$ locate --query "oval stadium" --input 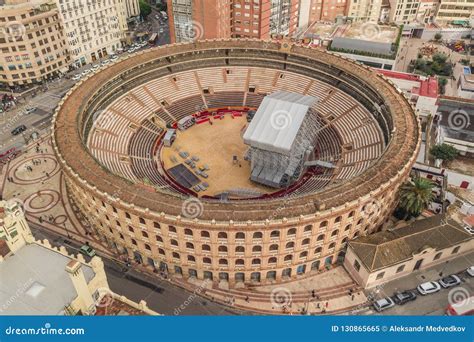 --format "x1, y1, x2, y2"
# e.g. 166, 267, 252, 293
52, 39, 420, 287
